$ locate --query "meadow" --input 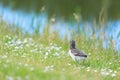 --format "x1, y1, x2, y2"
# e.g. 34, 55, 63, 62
0, 19, 120, 80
